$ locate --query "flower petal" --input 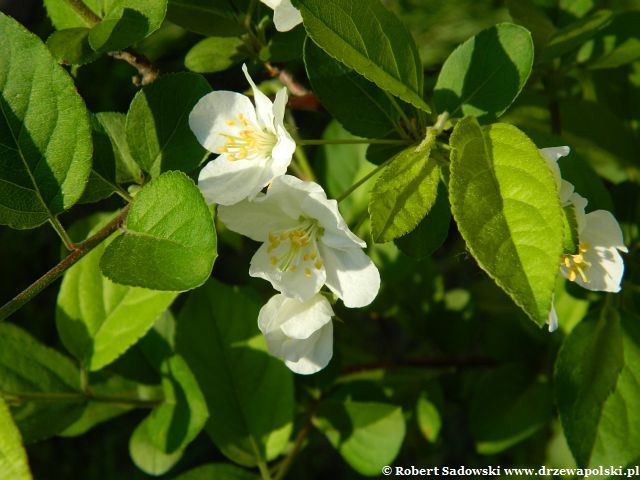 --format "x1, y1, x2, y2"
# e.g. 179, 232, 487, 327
284, 322, 333, 375
218, 195, 299, 241
302, 194, 366, 249
280, 294, 333, 340
242, 64, 275, 129
570, 246, 625, 292
189, 91, 258, 153
272, 124, 296, 167
319, 244, 380, 308
539, 146, 569, 188
547, 299, 558, 332
569, 192, 588, 233
250, 243, 327, 301
271, 0, 303, 32
198, 157, 268, 205
581, 210, 628, 253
